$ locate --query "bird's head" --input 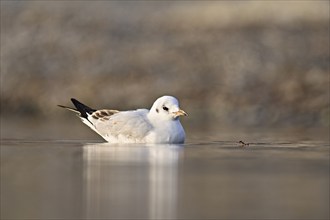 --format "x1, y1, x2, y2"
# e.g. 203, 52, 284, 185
150, 95, 188, 121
